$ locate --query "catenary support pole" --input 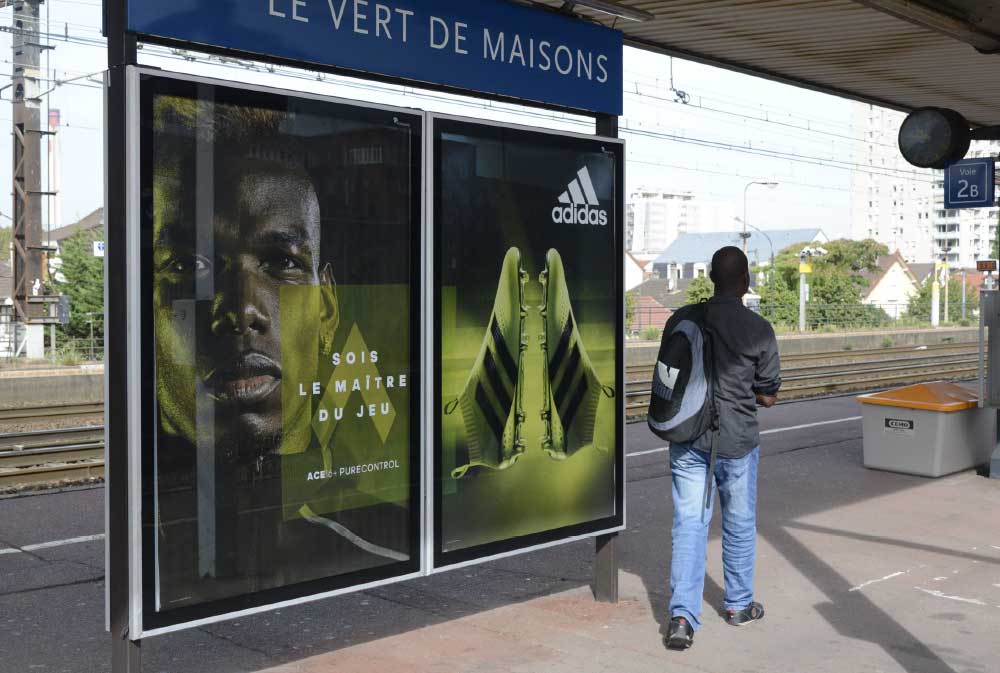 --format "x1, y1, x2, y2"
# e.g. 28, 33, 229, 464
11, 0, 50, 356
944, 261, 950, 324
962, 270, 967, 322
932, 272, 941, 327
799, 270, 807, 332
594, 112, 620, 604
106, 0, 140, 670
